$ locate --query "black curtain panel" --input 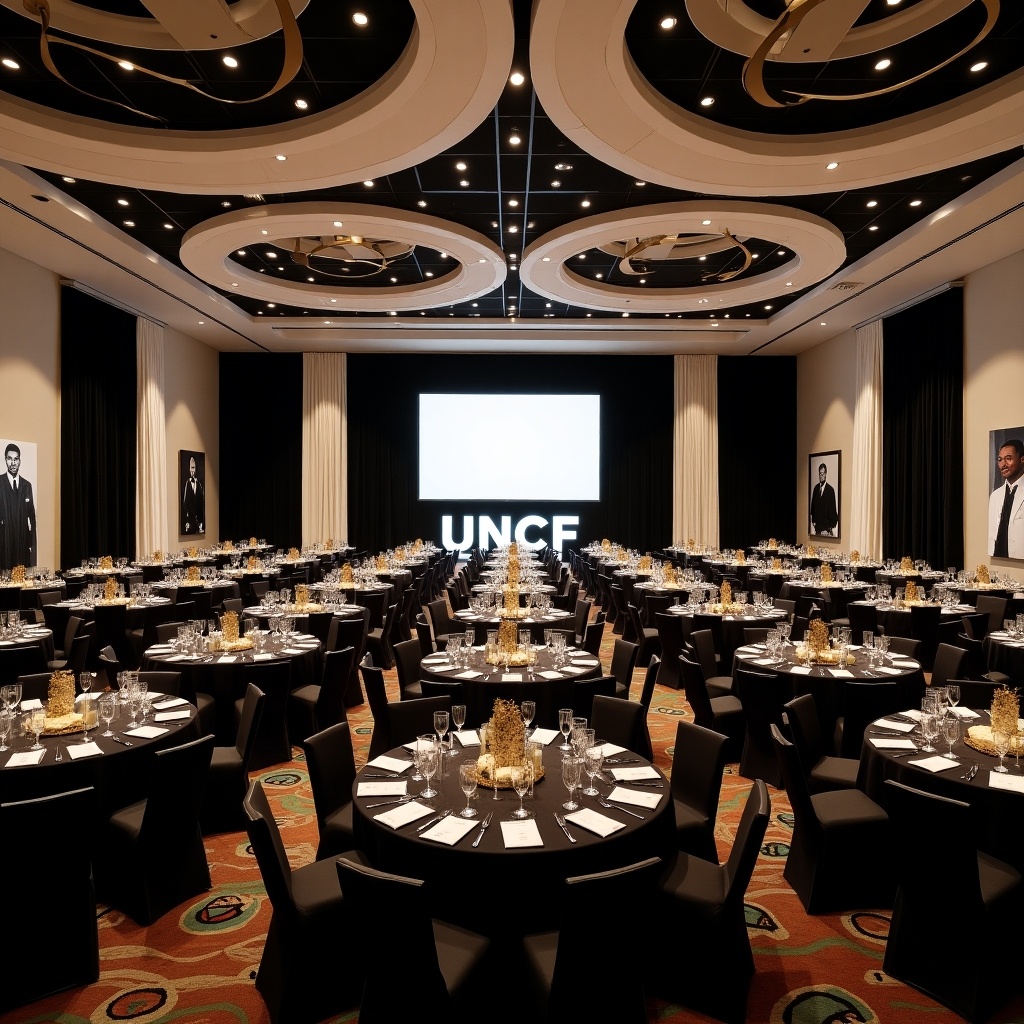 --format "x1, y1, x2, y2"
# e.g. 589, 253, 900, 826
219, 353, 303, 549
882, 288, 964, 568
346, 354, 674, 554
59, 287, 137, 567
717, 356, 797, 549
